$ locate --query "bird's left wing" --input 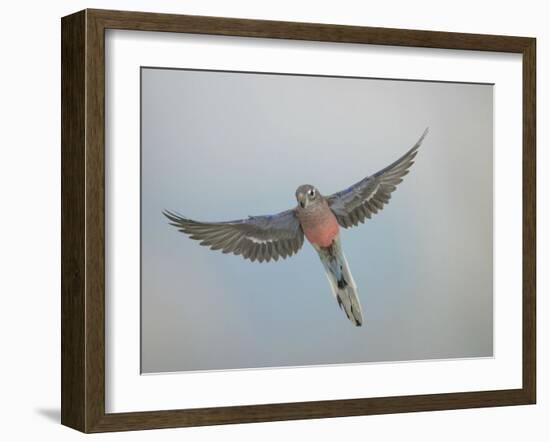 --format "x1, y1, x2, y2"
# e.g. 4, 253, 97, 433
327, 128, 428, 228
163, 208, 304, 263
